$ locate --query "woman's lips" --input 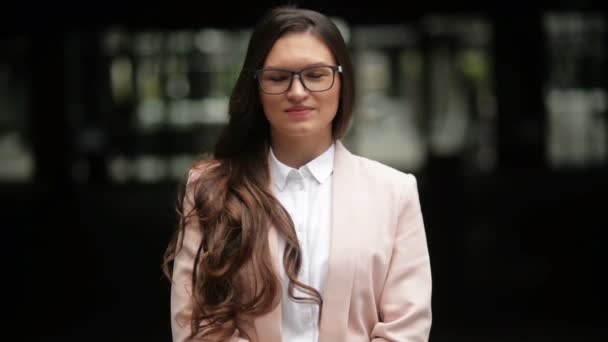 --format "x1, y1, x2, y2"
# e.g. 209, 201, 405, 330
286, 107, 313, 117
